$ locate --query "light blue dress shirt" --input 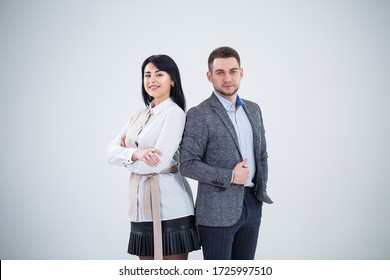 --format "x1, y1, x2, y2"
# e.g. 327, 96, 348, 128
214, 92, 255, 187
